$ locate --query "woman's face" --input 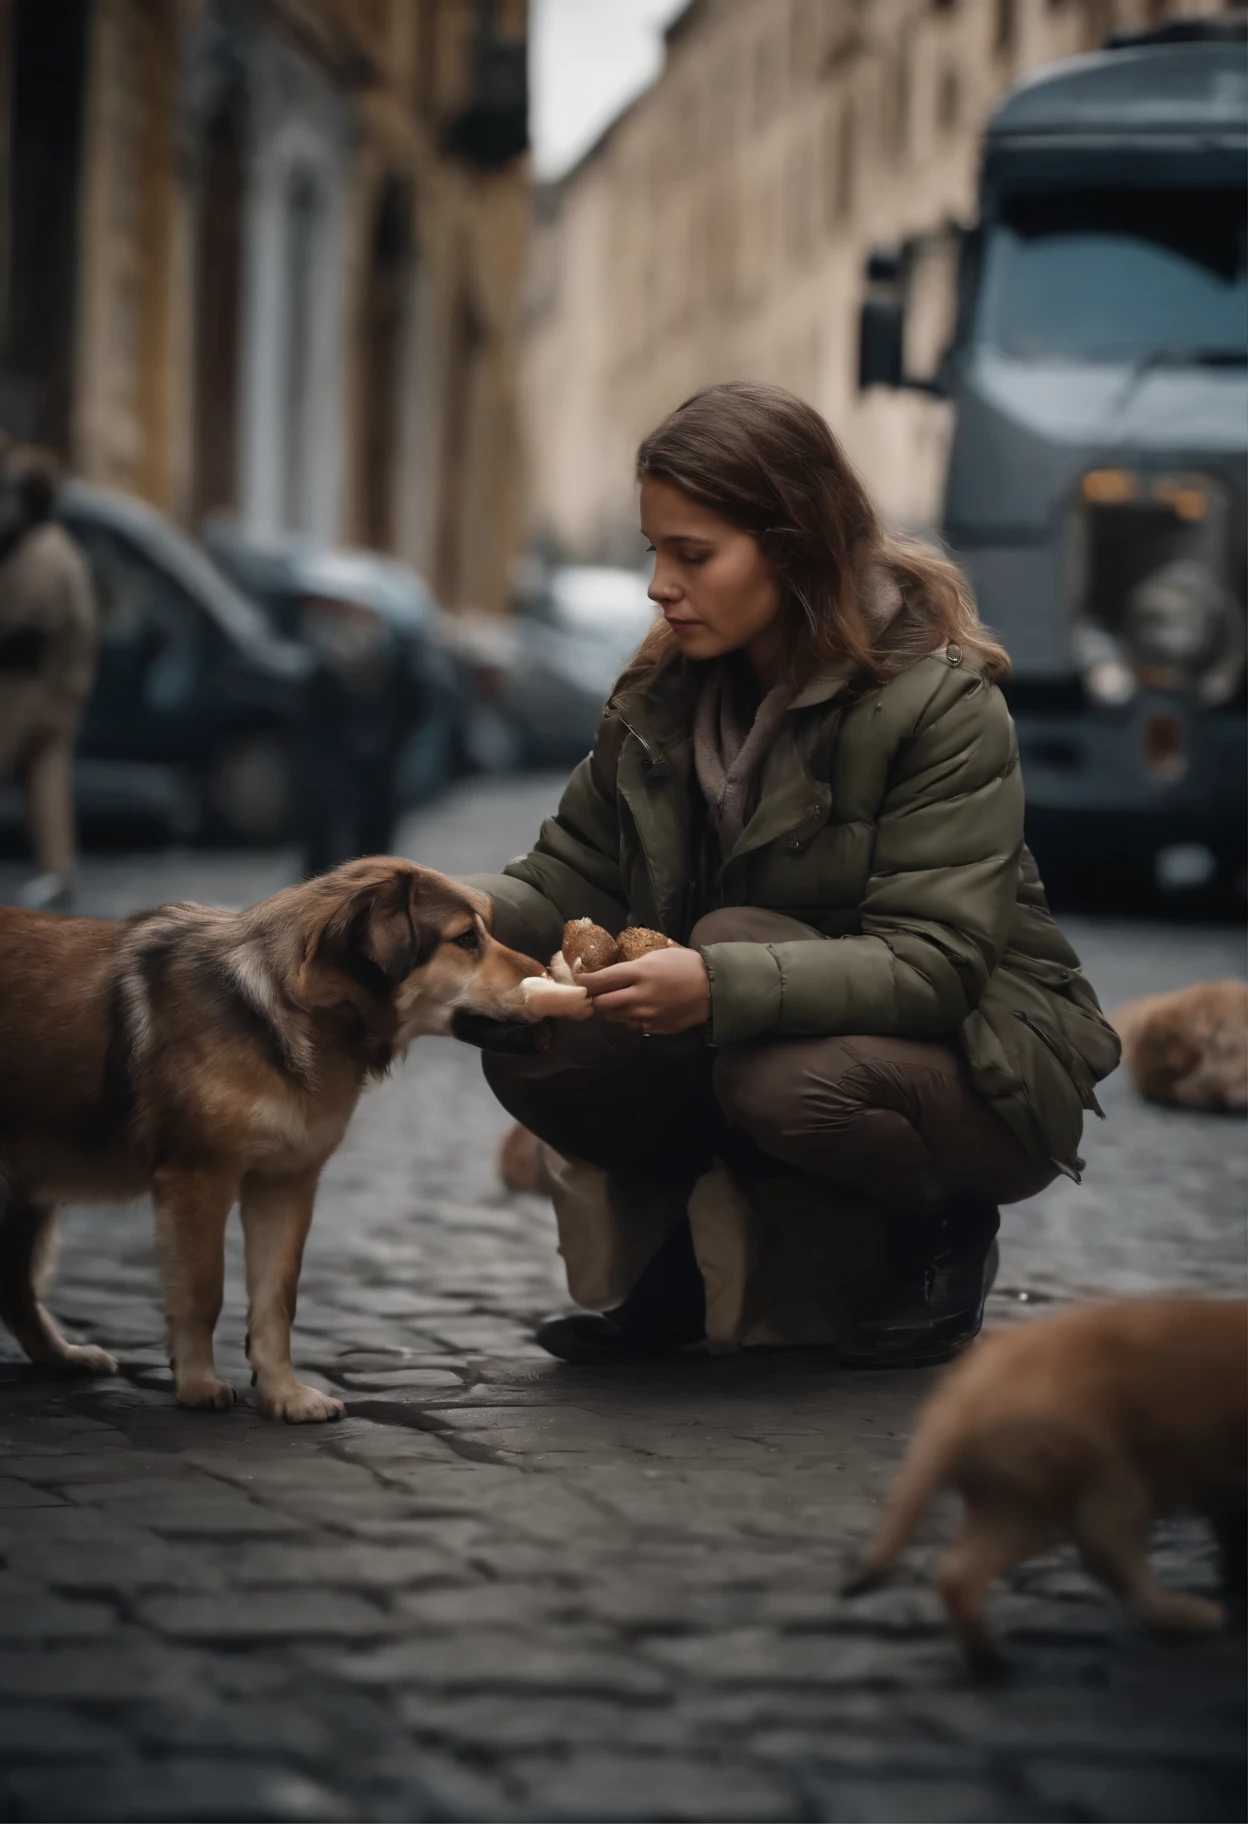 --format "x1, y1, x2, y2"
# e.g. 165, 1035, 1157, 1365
640, 477, 784, 676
